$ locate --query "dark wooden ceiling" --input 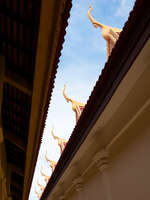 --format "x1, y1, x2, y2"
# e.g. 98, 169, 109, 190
0, 0, 41, 199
